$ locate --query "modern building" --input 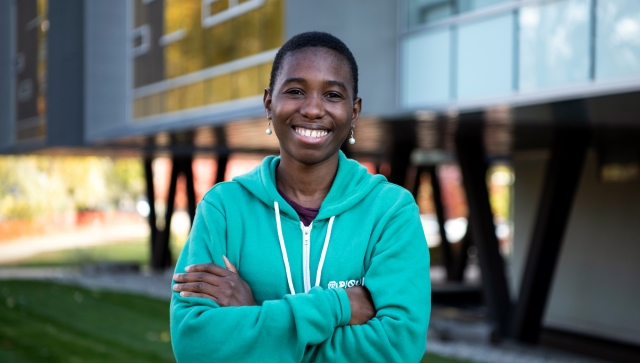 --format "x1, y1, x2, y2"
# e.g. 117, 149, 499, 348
1, 0, 639, 361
